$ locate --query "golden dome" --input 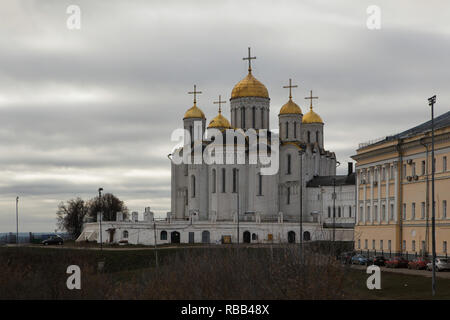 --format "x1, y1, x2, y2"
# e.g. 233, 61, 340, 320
279, 98, 302, 115
208, 108, 231, 129
302, 106, 323, 124
183, 102, 205, 119
231, 71, 269, 99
